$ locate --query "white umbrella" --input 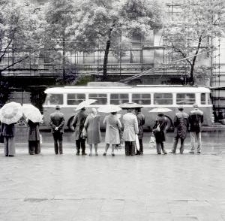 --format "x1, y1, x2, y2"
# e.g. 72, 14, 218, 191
22, 104, 43, 123
149, 107, 172, 113
75, 99, 97, 111
0, 102, 23, 124
98, 105, 121, 113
